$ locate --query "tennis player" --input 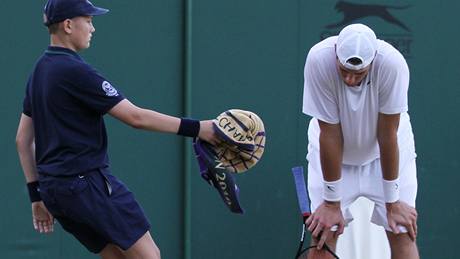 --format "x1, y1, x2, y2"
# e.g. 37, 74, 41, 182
302, 23, 419, 259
